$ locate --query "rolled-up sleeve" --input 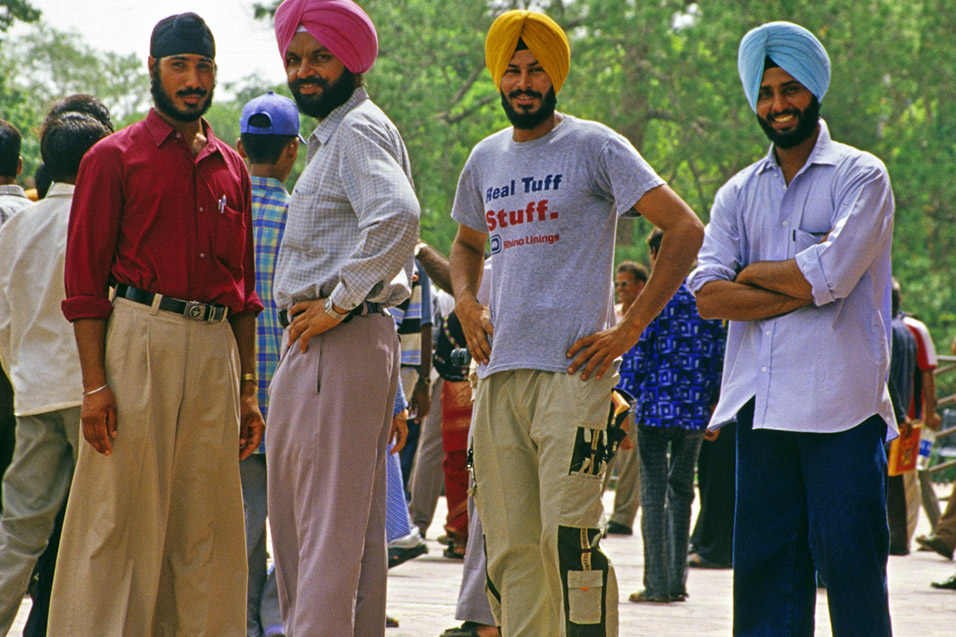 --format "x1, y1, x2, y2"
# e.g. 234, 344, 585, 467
794, 161, 894, 306
688, 185, 742, 294
61, 147, 124, 321
330, 120, 420, 311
